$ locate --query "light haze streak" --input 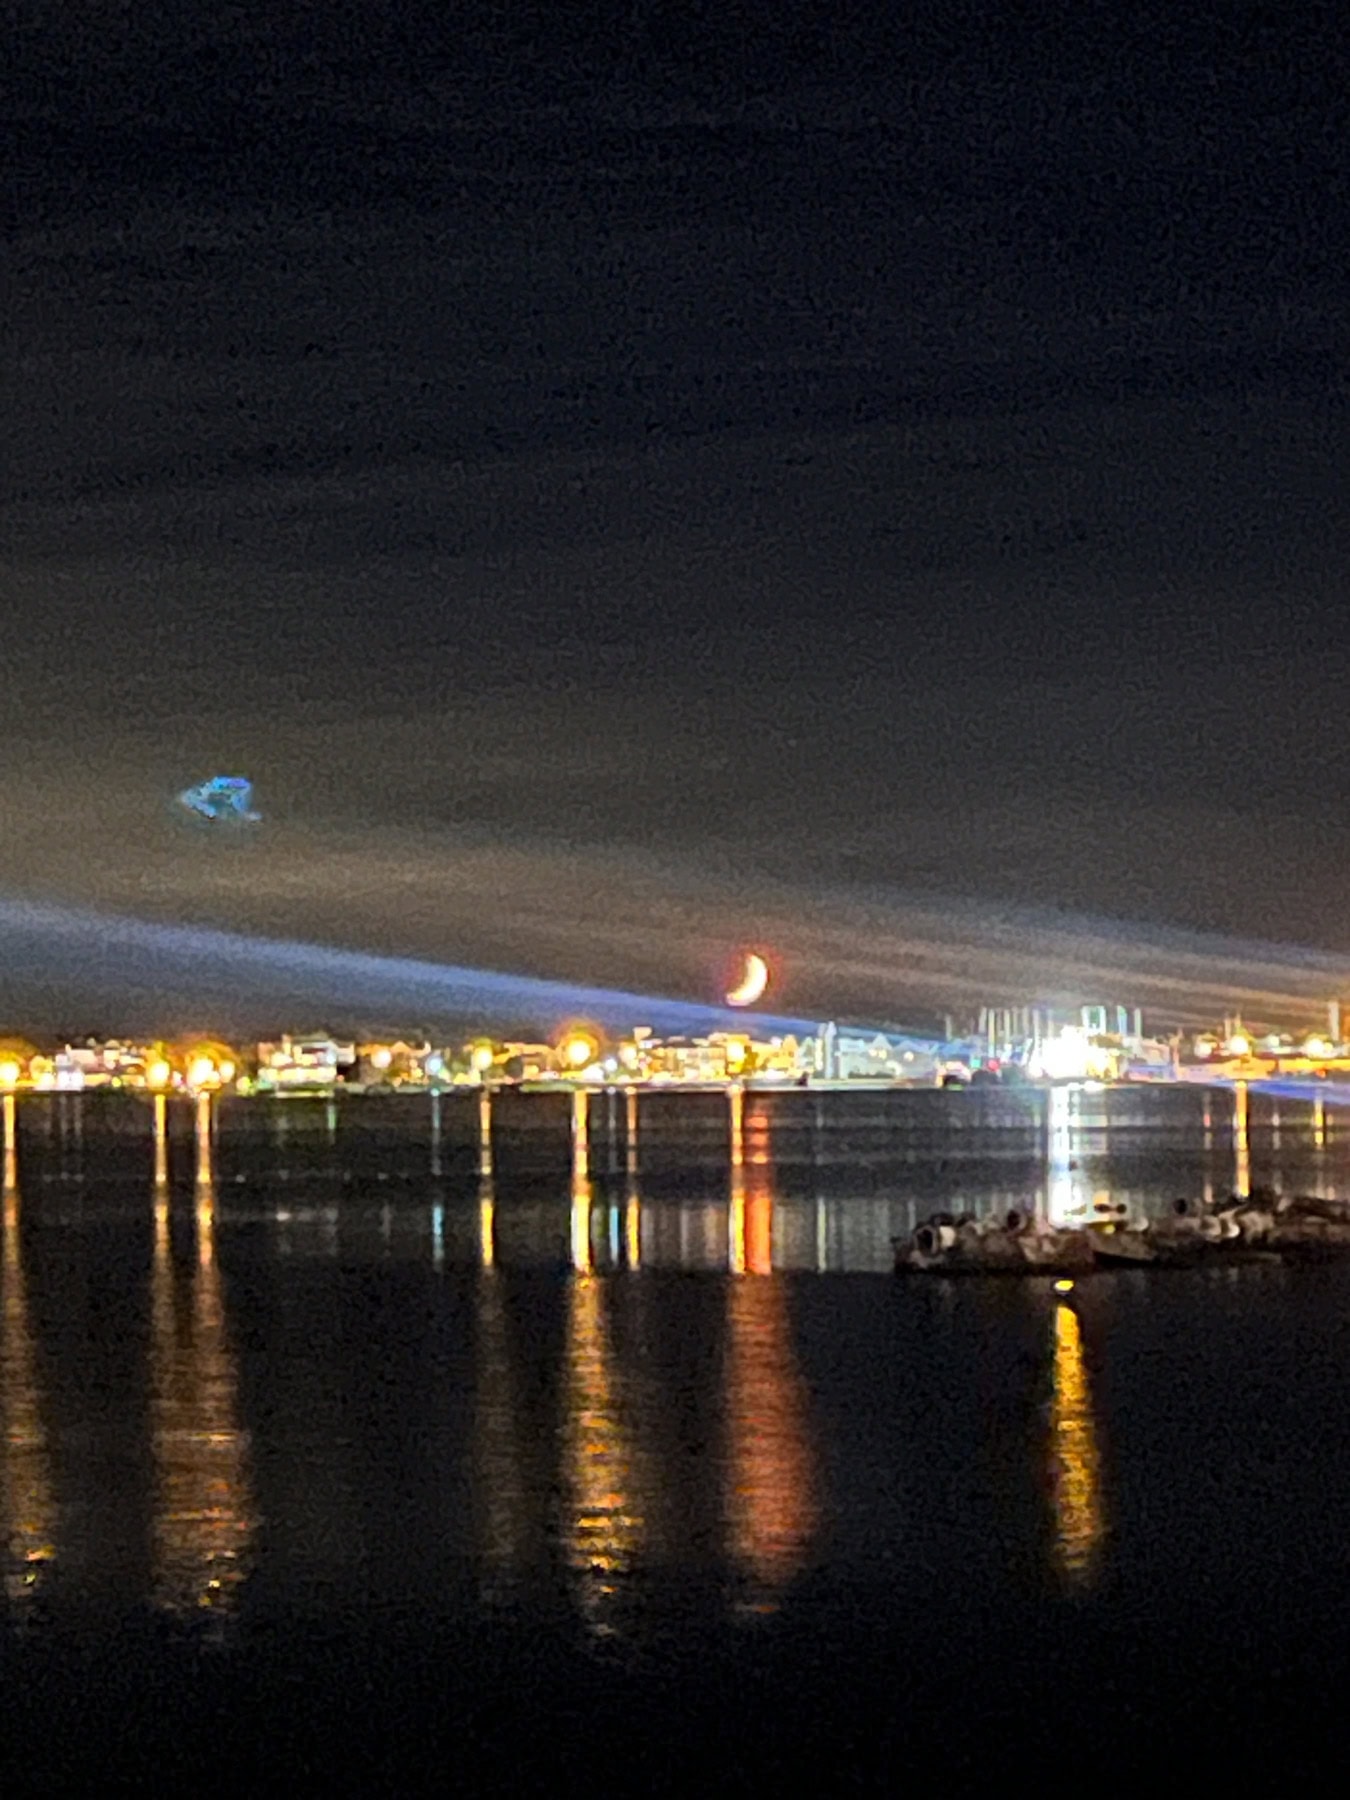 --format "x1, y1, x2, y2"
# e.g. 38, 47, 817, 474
0, 897, 818, 1037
